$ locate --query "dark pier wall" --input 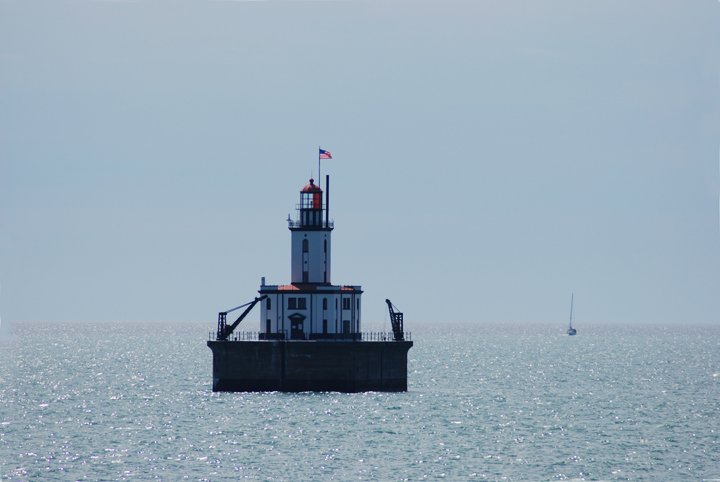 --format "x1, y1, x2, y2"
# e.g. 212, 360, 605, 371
207, 340, 413, 392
